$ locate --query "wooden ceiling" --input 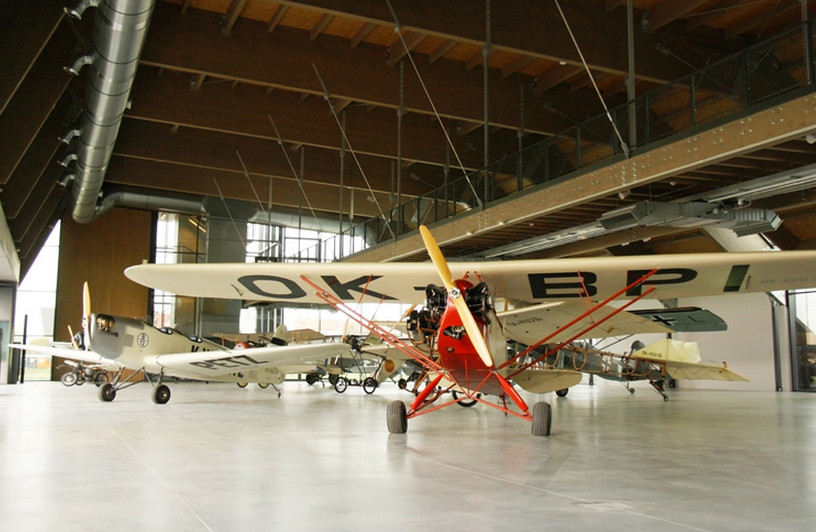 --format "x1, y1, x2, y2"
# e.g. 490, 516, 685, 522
3, 0, 816, 277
